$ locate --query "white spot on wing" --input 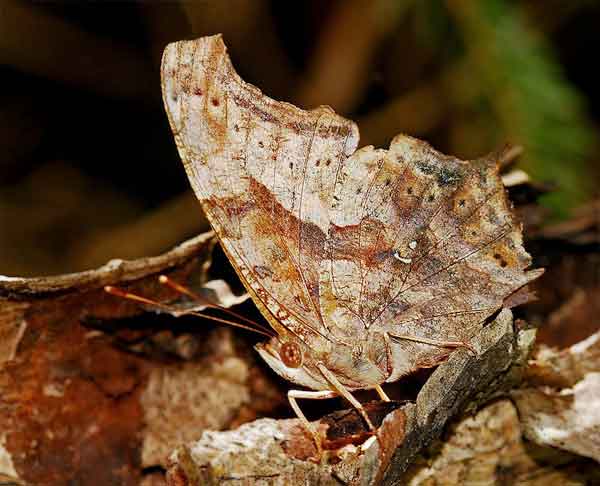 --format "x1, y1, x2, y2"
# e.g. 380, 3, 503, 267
393, 251, 412, 264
